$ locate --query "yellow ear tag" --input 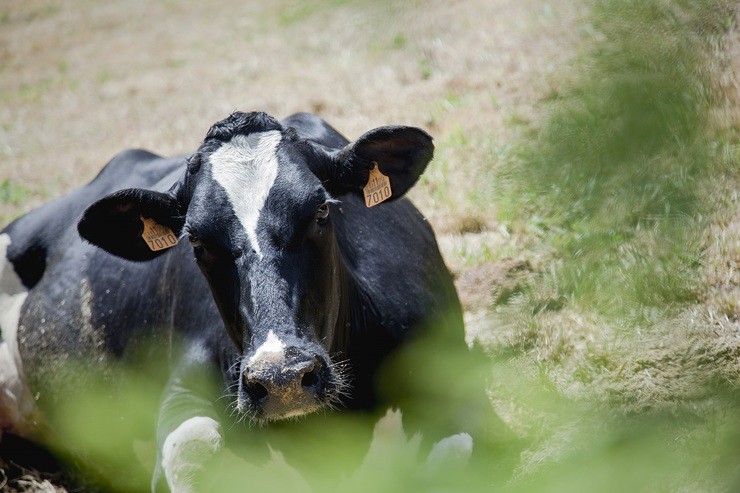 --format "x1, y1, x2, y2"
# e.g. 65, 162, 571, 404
363, 163, 392, 208
140, 216, 179, 252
